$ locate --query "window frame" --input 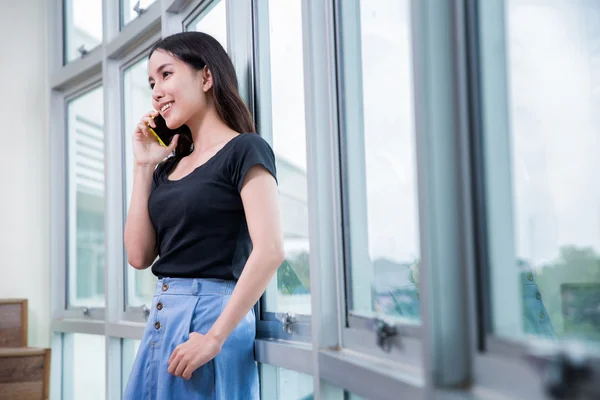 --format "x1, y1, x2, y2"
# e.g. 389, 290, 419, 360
62, 0, 104, 65
116, 34, 162, 325
54, 77, 106, 323
468, 0, 600, 398
50, 76, 108, 400
182, 0, 225, 35
119, 0, 161, 30
333, 0, 425, 367
251, 0, 314, 343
